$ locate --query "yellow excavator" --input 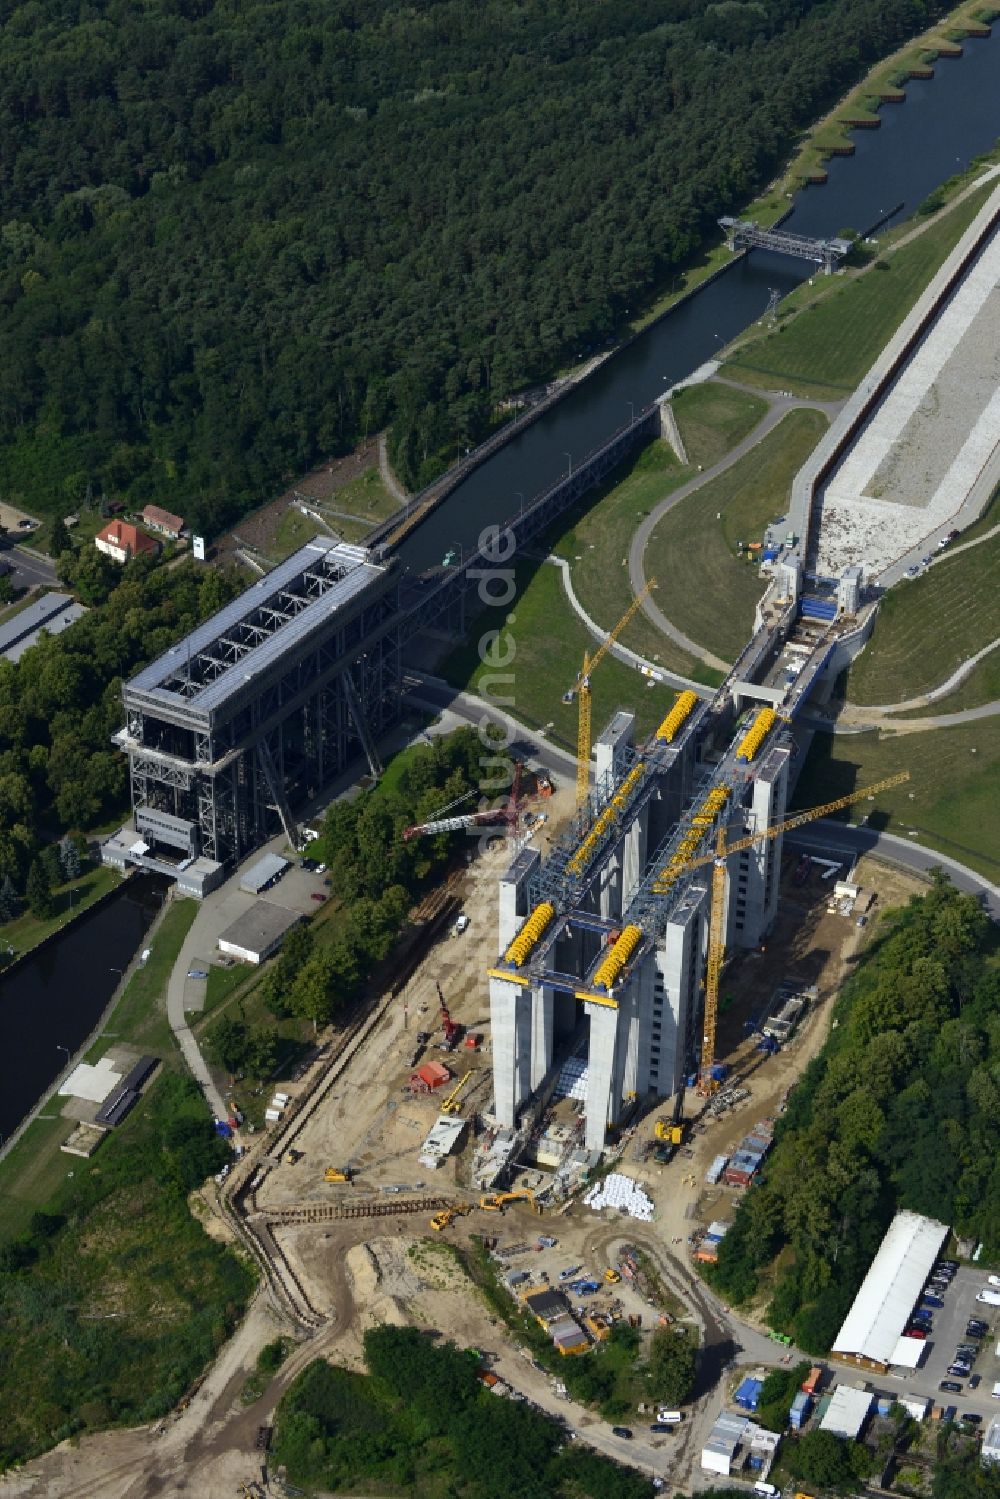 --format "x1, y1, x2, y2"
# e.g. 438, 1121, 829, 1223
430, 1203, 472, 1231
479, 1189, 541, 1215
324, 1166, 354, 1183
654, 1119, 686, 1145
